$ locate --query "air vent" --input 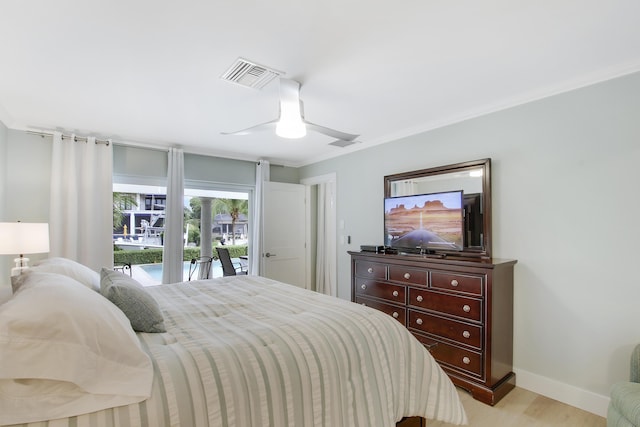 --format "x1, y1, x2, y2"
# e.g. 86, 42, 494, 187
221, 58, 283, 89
329, 139, 360, 148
